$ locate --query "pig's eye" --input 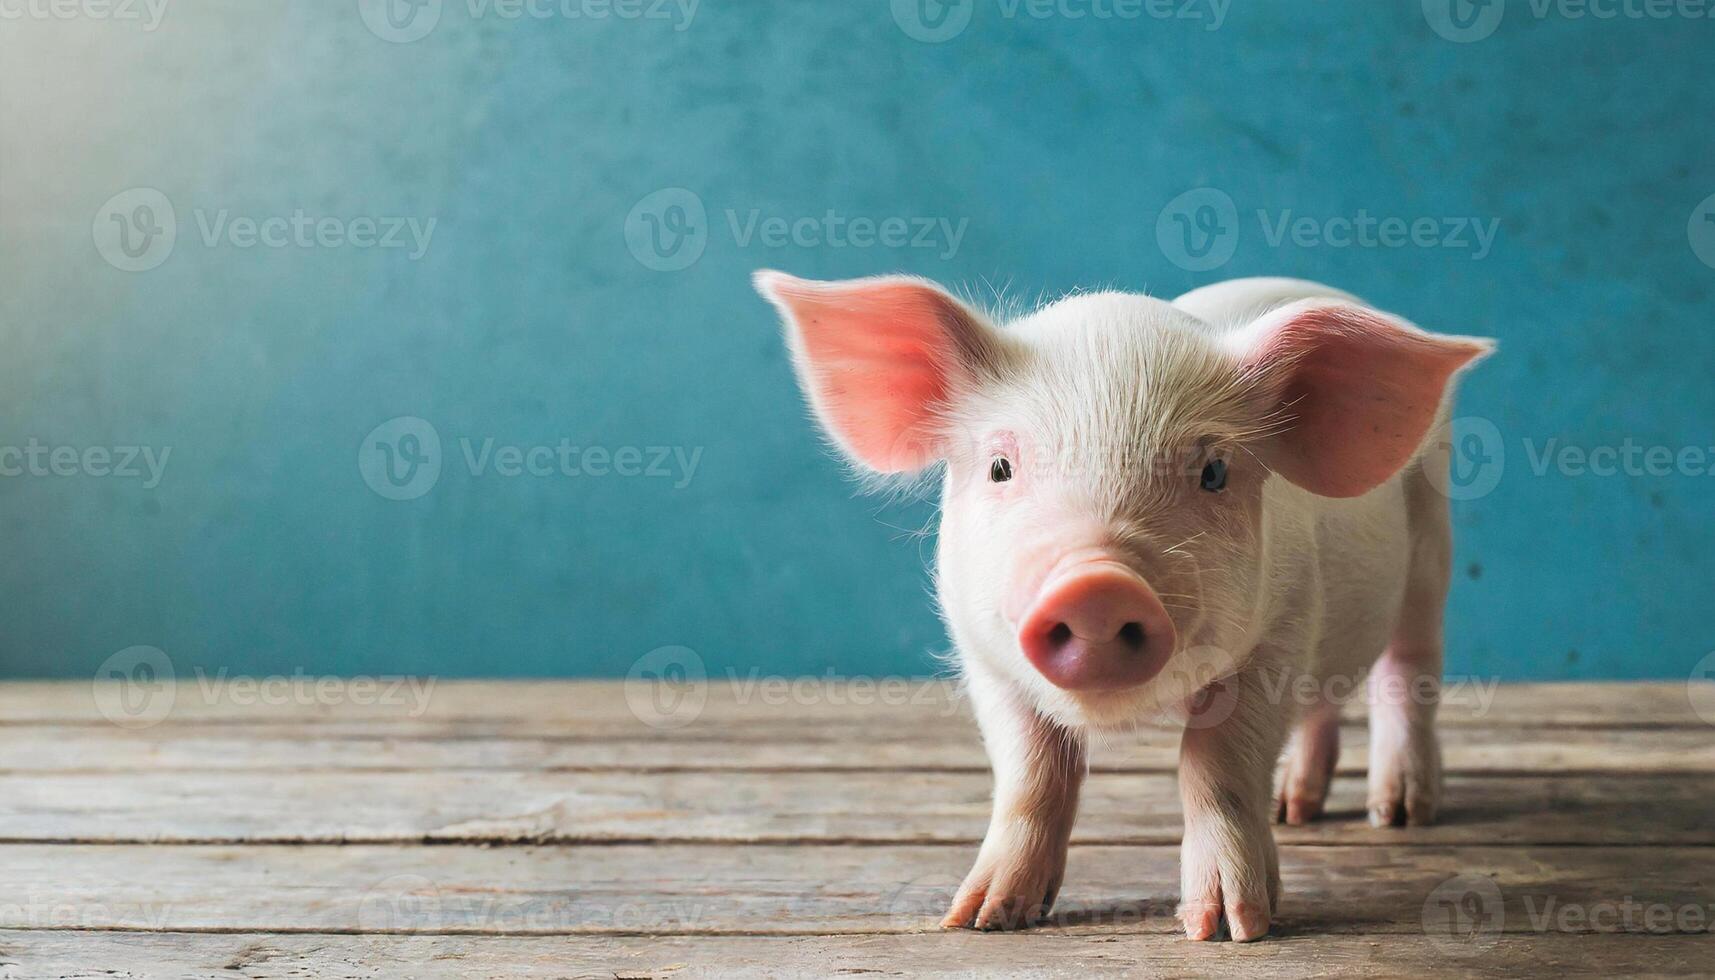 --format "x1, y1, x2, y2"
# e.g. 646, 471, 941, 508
1199, 458, 1228, 493
989, 457, 1014, 483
